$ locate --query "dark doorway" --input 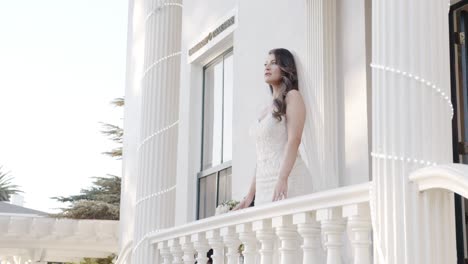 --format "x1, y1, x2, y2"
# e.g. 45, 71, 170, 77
450, 1, 468, 263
